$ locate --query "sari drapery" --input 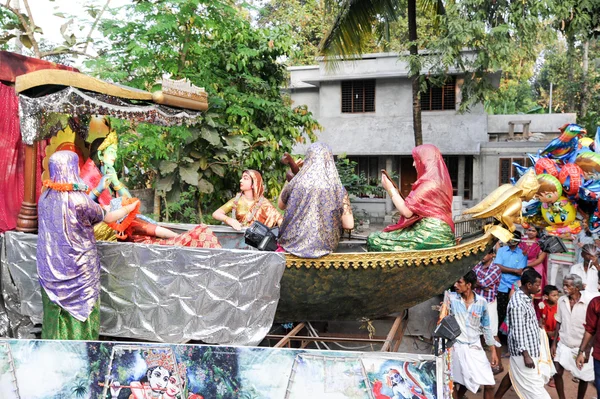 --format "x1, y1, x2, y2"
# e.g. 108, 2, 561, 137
519, 239, 547, 301
368, 144, 455, 251
37, 151, 104, 333
278, 143, 349, 258
216, 169, 283, 228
